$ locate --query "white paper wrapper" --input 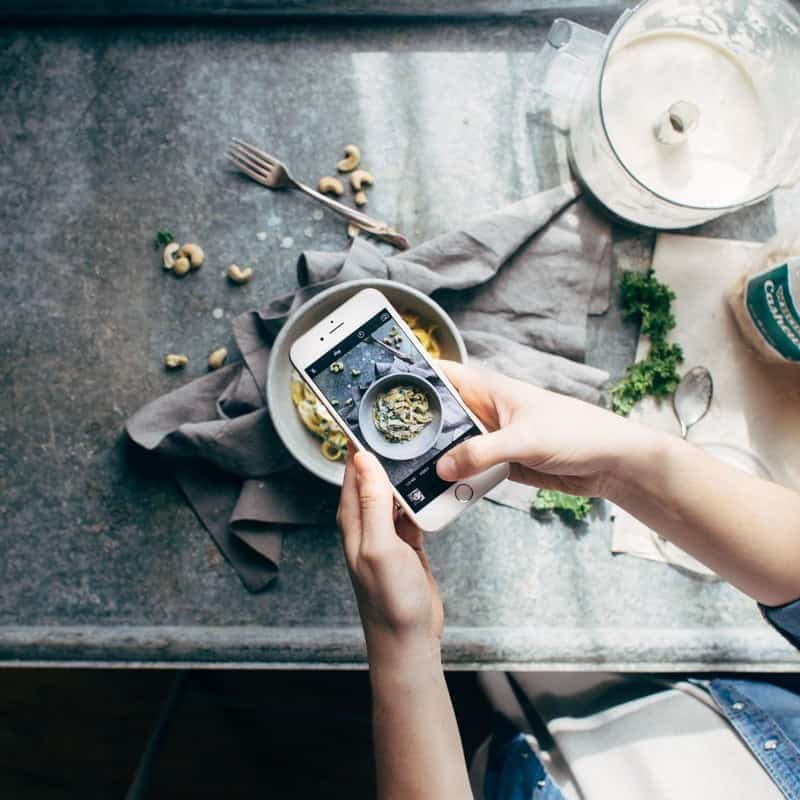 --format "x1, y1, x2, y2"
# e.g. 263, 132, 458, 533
611, 234, 800, 575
